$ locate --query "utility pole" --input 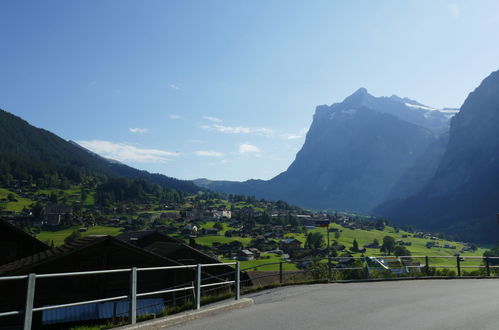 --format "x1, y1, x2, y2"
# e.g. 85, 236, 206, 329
315, 219, 331, 280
